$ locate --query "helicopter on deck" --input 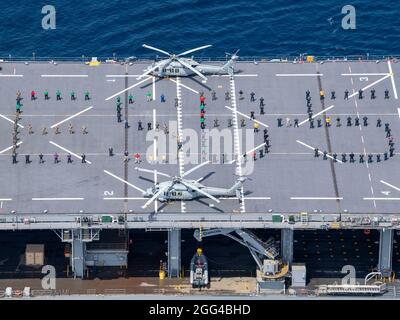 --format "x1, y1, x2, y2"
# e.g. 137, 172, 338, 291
134, 161, 246, 209
137, 44, 239, 82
